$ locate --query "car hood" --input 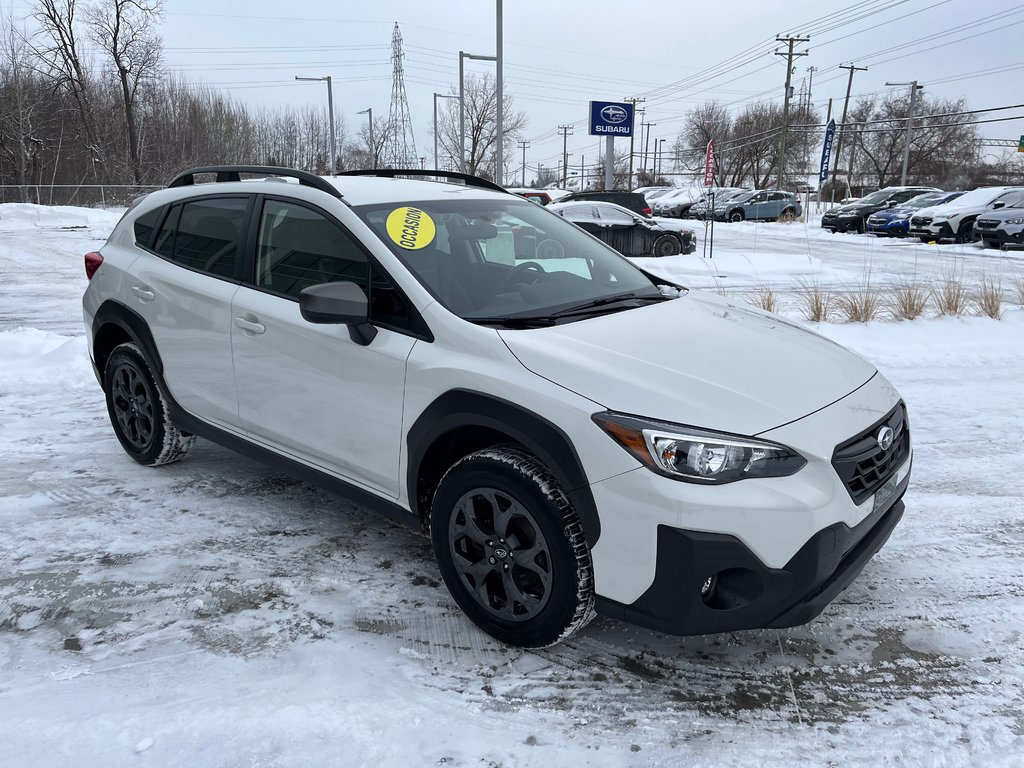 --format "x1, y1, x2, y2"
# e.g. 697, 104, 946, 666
976, 207, 1024, 222
651, 217, 695, 232
831, 203, 874, 215
498, 292, 876, 436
